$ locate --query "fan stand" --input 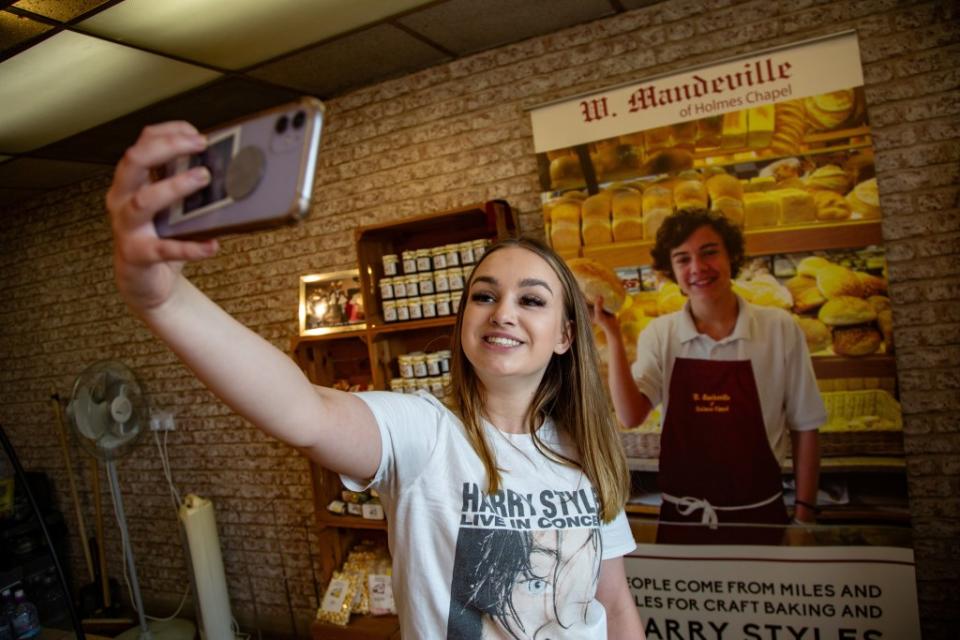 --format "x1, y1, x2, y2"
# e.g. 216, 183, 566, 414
106, 461, 195, 640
